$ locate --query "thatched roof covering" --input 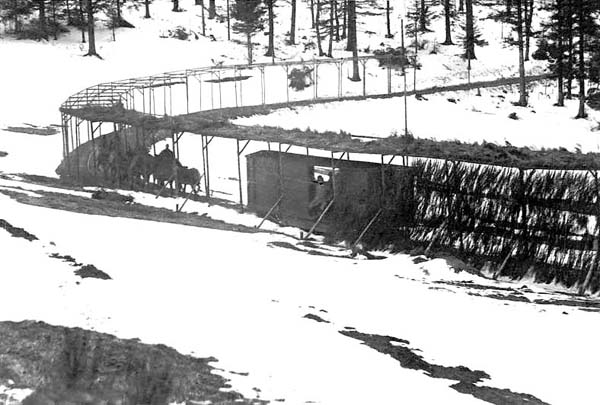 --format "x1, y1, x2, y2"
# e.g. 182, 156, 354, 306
61, 100, 600, 171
